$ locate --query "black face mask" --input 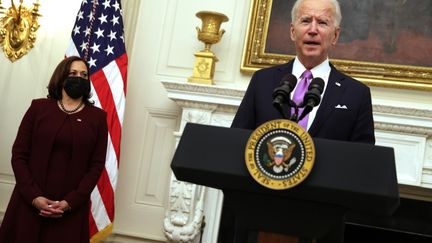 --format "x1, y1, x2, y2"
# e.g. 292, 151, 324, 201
63, 76, 90, 99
